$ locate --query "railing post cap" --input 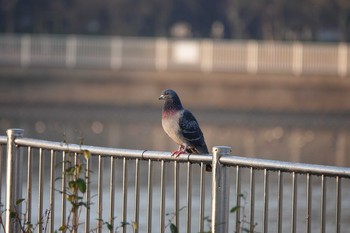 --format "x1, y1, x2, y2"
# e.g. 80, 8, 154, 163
212, 146, 232, 154
6, 128, 24, 137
